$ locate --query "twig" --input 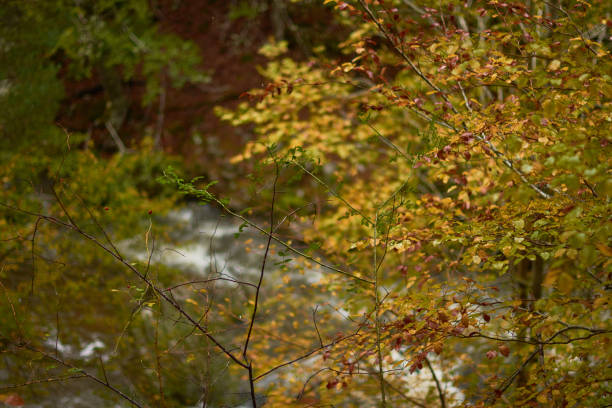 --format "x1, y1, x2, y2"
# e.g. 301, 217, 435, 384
253, 330, 362, 381
99, 356, 109, 385
583, 179, 598, 197
491, 326, 612, 401
243, 158, 279, 361
458, 81, 472, 113
243, 154, 279, 408
542, 1, 598, 56
154, 303, 166, 407
293, 161, 373, 225
297, 368, 329, 401
0, 278, 23, 339
313, 305, 324, 348
357, 0, 455, 112
384, 379, 427, 408
373, 212, 387, 407
213, 200, 373, 285
0, 375, 88, 390
425, 358, 446, 408
460, 326, 611, 345
366, 122, 413, 165
30, 217, 42, 295
164, 277, 257, 291
75, 192, 124, 260
274, 203, 315, 232
248, 364, 257, 408
16, 342, 143, 407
